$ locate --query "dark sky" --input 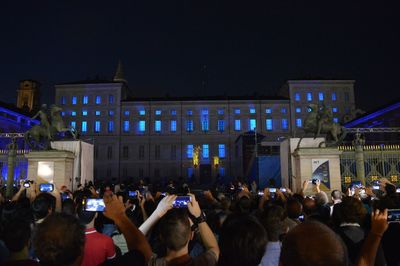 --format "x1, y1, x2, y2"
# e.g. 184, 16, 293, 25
1, 1, 399, 112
